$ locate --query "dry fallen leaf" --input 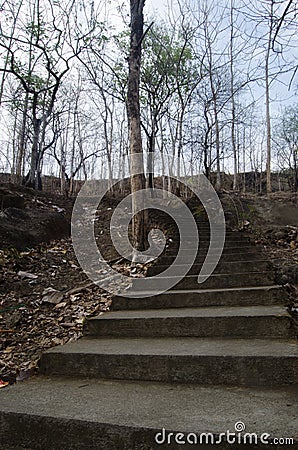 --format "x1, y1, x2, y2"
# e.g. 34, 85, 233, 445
17, 271, 38, 280
54, 302, 67, 309
3, 346, 15, 353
